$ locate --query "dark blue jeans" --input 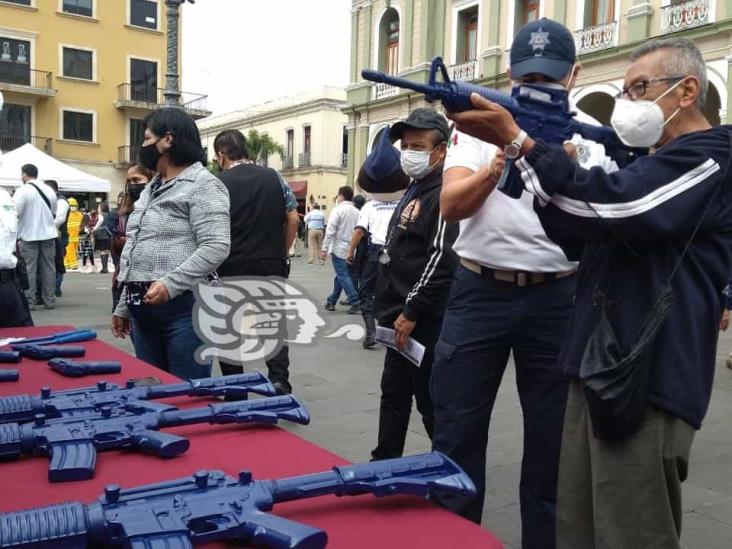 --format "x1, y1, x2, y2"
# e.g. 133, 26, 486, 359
430, 265, 574, 549
327, 254, 359, 306
128, 291, 212, 380
358, 245, 381, 315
